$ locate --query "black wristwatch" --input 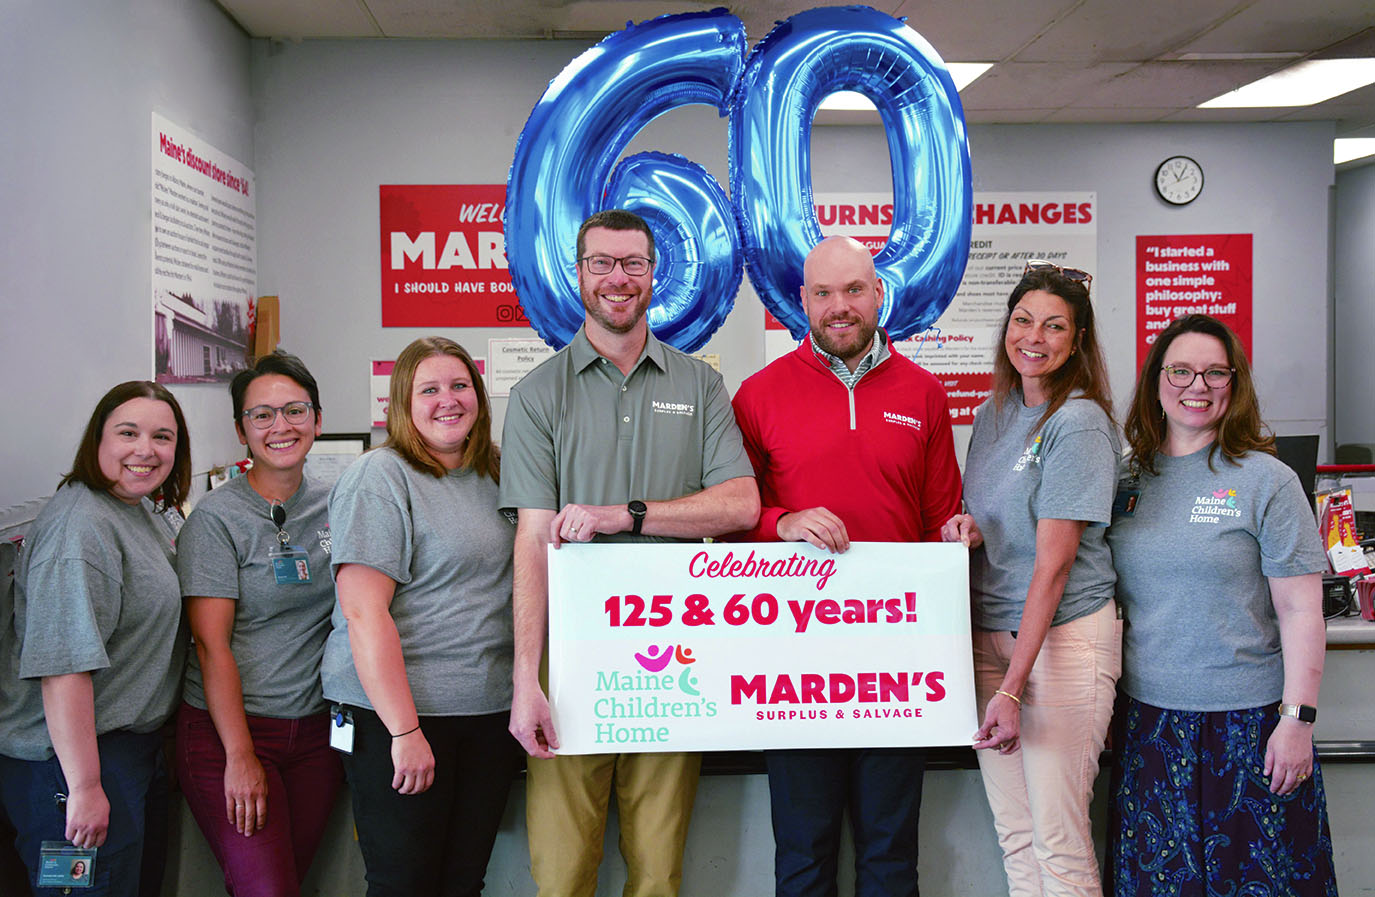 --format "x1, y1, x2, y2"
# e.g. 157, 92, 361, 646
1278, 703, 1317, 724
628, 500, 647, 536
